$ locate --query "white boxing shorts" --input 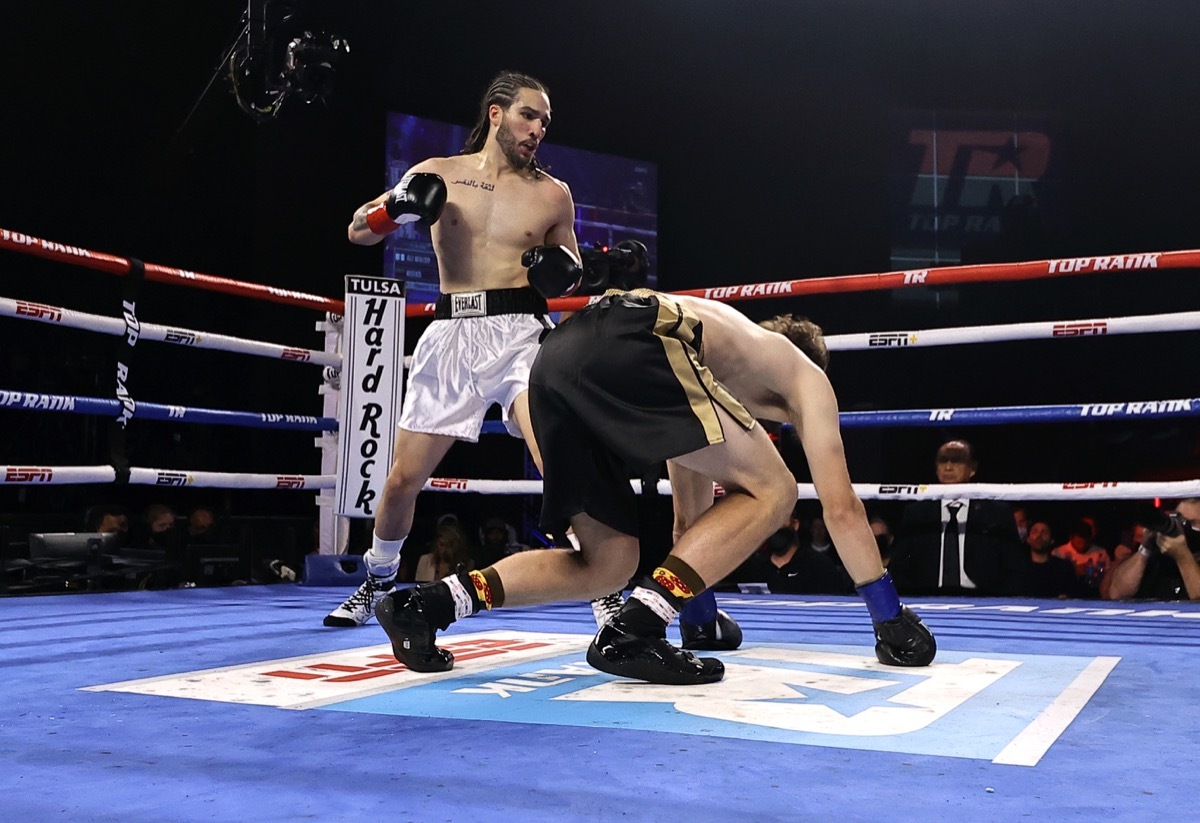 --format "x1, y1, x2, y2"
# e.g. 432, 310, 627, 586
398, 313, 546, 441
